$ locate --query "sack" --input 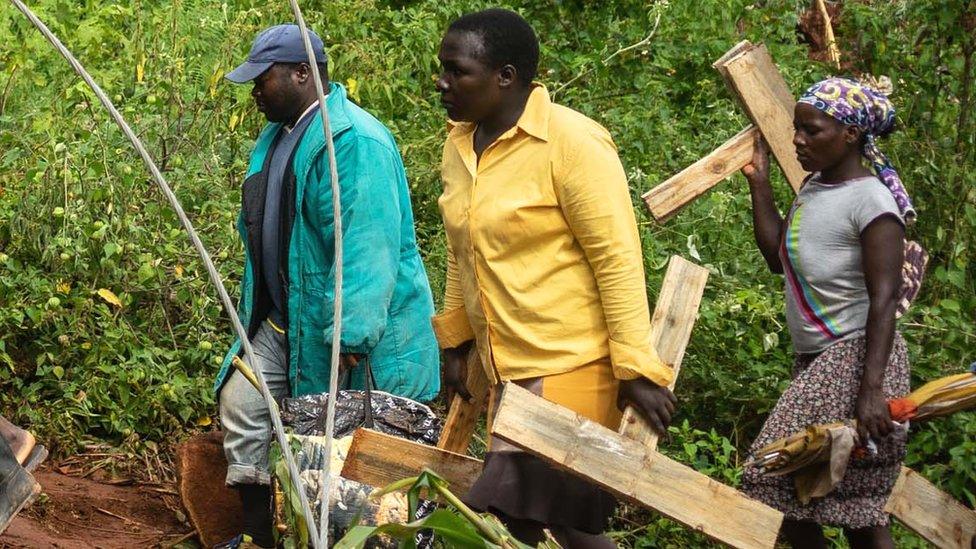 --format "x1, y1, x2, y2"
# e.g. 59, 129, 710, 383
276, 388, 442, 547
